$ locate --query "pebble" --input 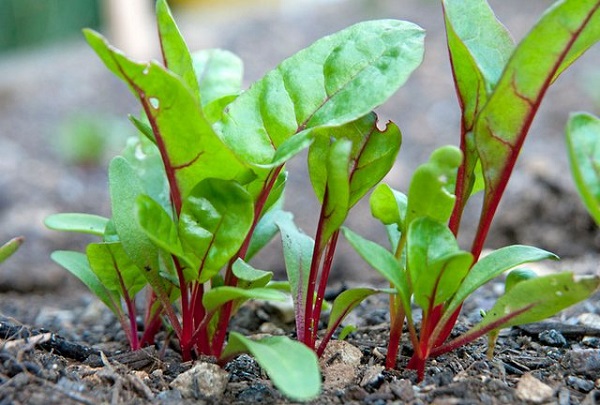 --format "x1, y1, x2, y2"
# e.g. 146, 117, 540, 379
169, 361, 229, 400
567, 376, 595, 393
359, 365, 384, 388
562, 349, 600, 379
538, 329, 568, 347
319, 340, 362, 390
516, 373, 554, 404
389, 379, 416, 402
